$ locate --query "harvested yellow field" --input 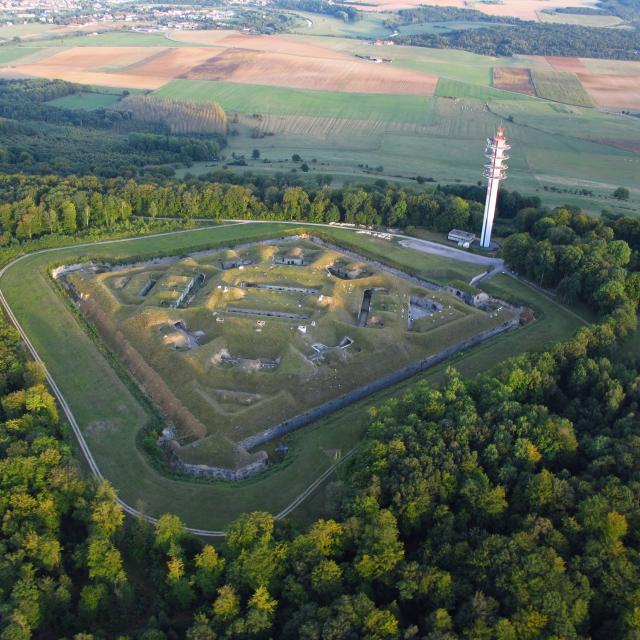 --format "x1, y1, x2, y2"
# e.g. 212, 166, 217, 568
10, 46, 171, 89
21, 45, 163, 70
168, 30, 353, 60
581, 58, 640, 77
11, 65, 169, 89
